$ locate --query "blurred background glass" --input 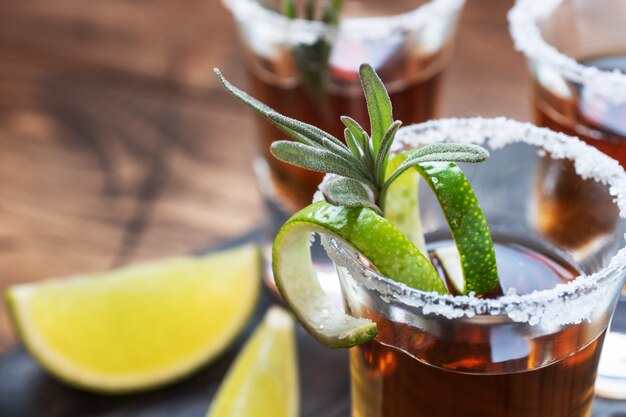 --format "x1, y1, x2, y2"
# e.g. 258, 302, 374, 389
509, 0, 626, 399
225, 0, 464, 215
